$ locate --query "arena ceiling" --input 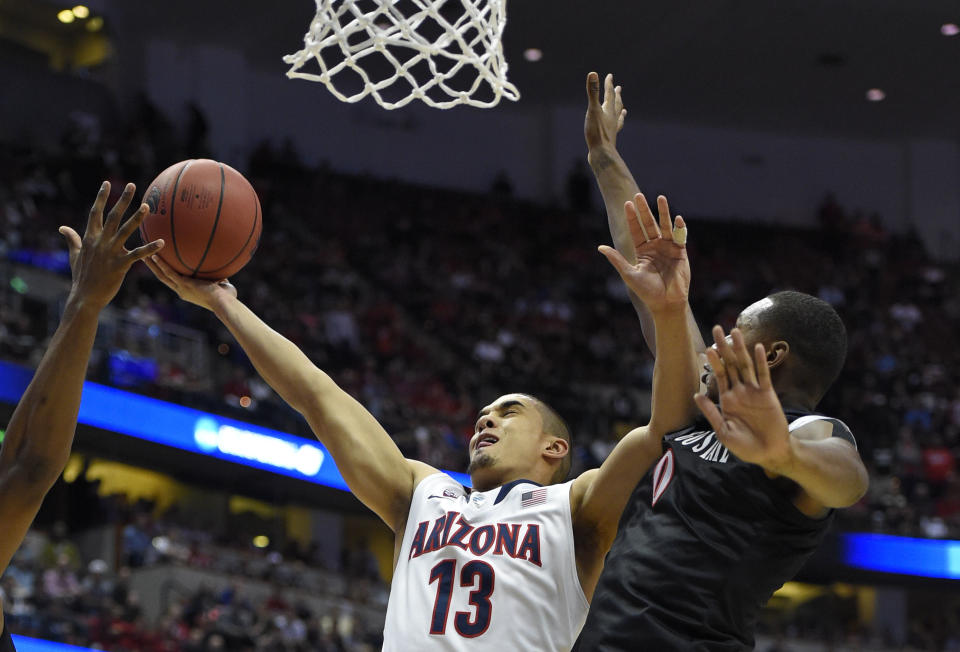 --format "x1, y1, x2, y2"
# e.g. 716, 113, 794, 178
11, 0, 960, 139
